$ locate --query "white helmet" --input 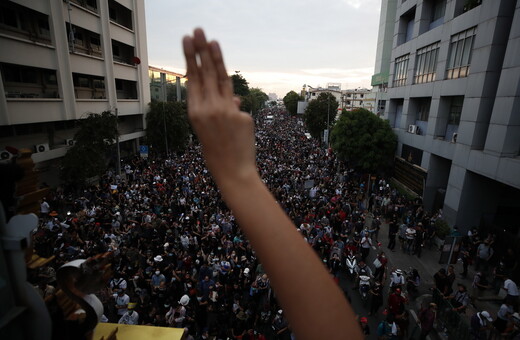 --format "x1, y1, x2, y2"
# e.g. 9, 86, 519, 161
179, 294, 190, 306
